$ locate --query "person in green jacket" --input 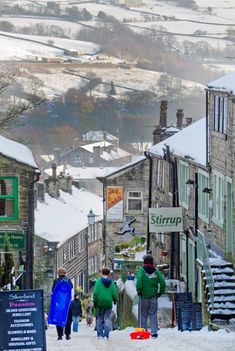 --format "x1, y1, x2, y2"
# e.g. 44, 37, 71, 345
136, 255, 166, 339
93, 267, 118, 340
